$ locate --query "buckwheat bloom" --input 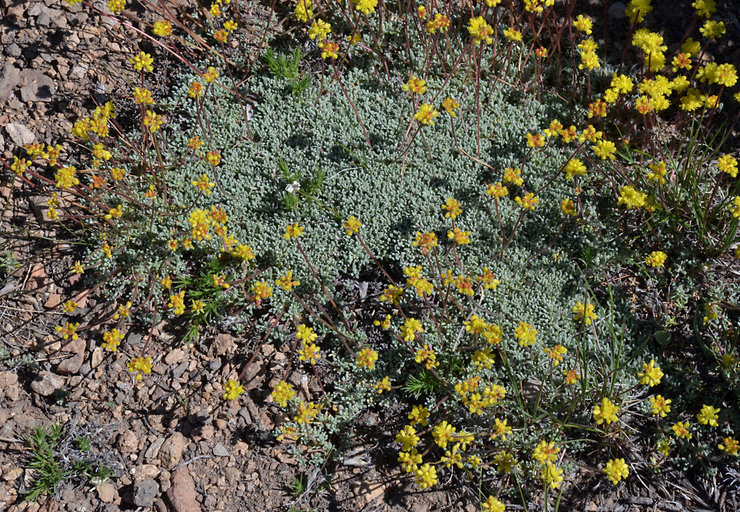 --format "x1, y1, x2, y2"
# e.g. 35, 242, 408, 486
294, 0, 313, 21
514, 321, 537, 347
308, 18, 331, 42
223, 19, 238, 32
396, 425, 420, 451
541, 462, 564, 489
468, 16, 493, 45
697, 404, 720, 427
573, 14, 592, 34
448, 227, 470, 244
102, 328, 124, 352
153, 20, 172, 37
672, 421, 692, 439
342, 216, 361, 235
127, 356, 152, 381
299, 341, 321, 364
544, 345, 567, 366
191, 173, 215, 195
11, 157, 30, 176
625, 0, 653, 23
482, 496, 506, 512
403, 75, 427, 95
251, 281, 272, 304
130, 51, 154, 72
638, 359, 663, 387
731, 196, 740, 219
276, 271, 300, 291
617, 186, 648, 209
168, 290, 186, 315
271, 380, 295, 407
717, 155, 738, 178
561, 198, 577, 216
213, 29, 228, 43
594, 140, 616, 160
414, 103, 438, 125
412, 231, 438, 255
486, 182, 508, 198
55, 166, 79, 189
563, 368, 580, 384
71, 261, 85, 275
143, 110, 163, 132
296, 324, 318, 343
504, 27, 523, 42
318, 40, 339, 59
400, 317, 423, 341
375, 376, 391, 393
432, 421, 456, 449
563, 158, 587, 179
426, 13, 450, 33
593, 397, 619, 425
408, 405, 429, 426
132, 87, 154, 105
414, 463, 437, 489
526, 133, 545, 148
604, 458, 629, 484
353, 0, 378, 15
284, 223, 304, 239
649, 395, 672, 417
356, 347, 378, 369
223, 379, 244, 400
442, 97, 459, 116
700, 20, 725, 39
719, 437, 740, 456
515, 193, 539, 211
442, 198, 462, 219
533, 440, 559, 464
108, 0, 125, 13
503, 167, 524, 186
